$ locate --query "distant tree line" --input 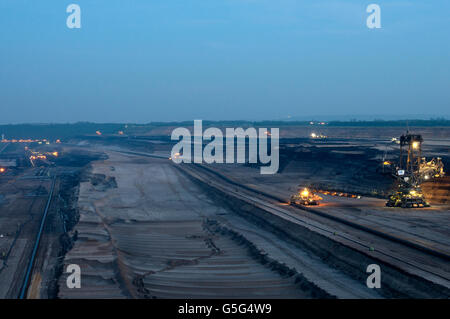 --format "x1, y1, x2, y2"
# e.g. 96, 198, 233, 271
0, 119, 449, 139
